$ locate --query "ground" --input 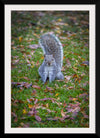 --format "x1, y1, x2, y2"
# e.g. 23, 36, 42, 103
11, 11, 89, 128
